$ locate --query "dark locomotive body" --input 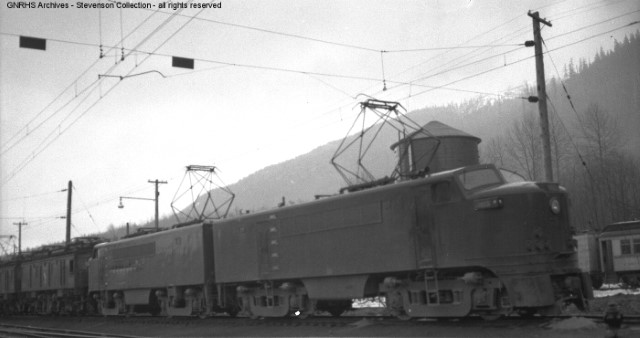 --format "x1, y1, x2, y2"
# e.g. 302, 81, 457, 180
81, 163, 590, 319
1, 121, 593, 319
0, 259, 20, 314
87, 223, 238, 316
214, 164, 591, 318
0, 237, 100, 315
